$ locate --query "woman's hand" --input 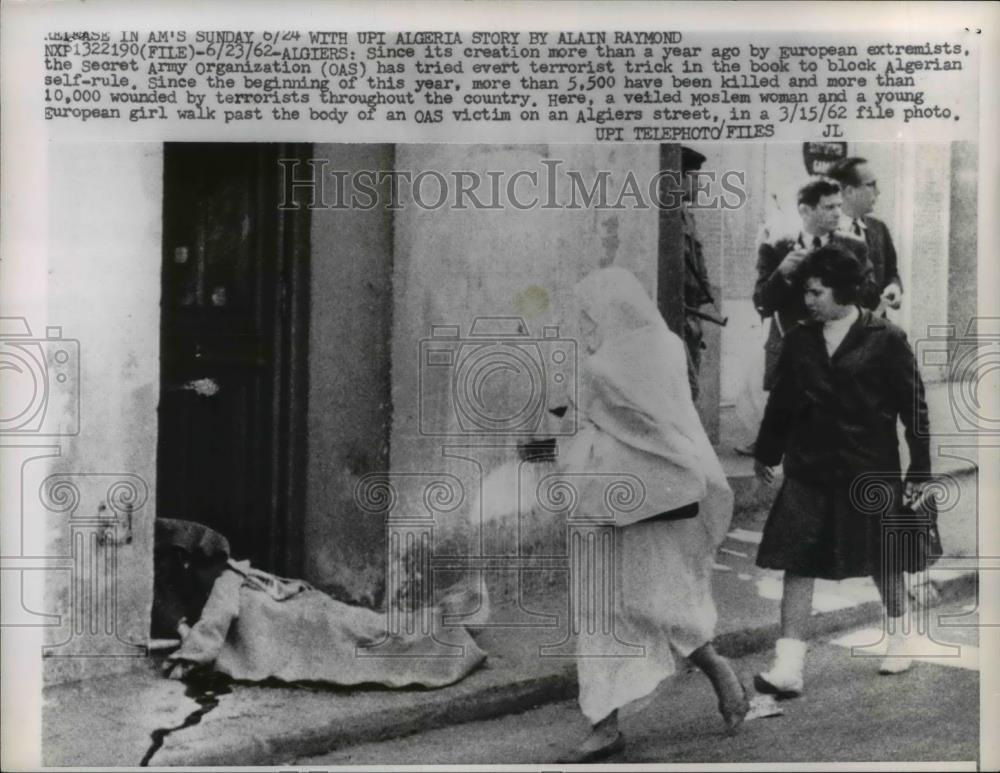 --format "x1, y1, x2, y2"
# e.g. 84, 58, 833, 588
754, 460, 776, 485
904, 478, 928, 505
518, 438, 557, 463
162, 658, 198, 680
881, 282, 903, 310
778, 249, 807, 275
